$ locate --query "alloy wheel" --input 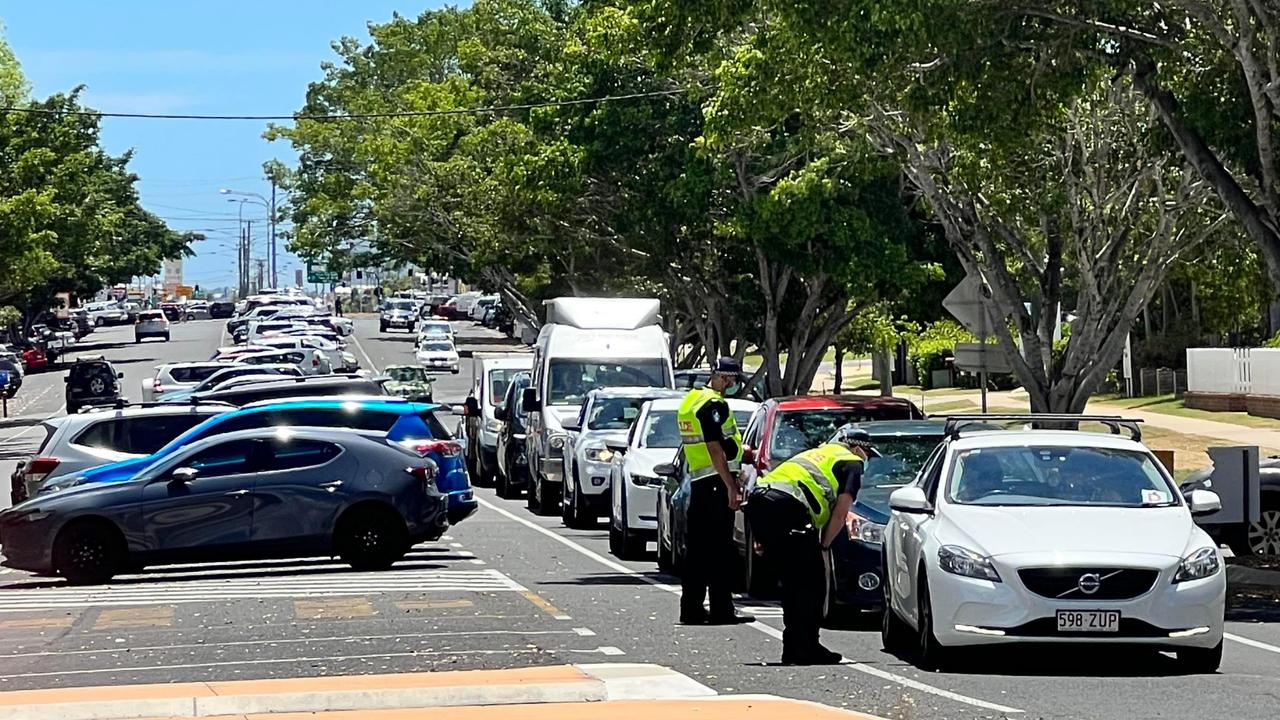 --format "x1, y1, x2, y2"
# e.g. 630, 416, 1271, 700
1248, 509, 1280, 555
